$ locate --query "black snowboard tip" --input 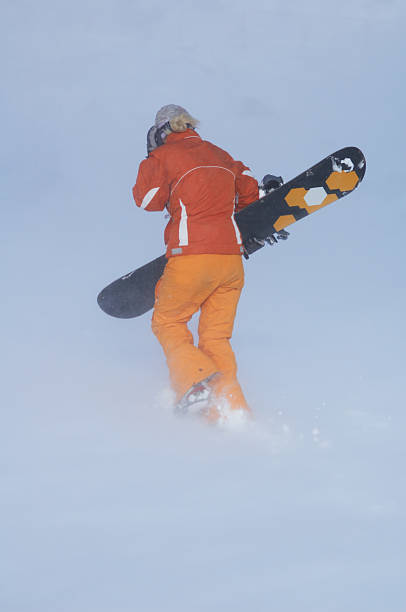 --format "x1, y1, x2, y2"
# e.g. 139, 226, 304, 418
97, 254, 168, 319
97, 287, 153, 319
